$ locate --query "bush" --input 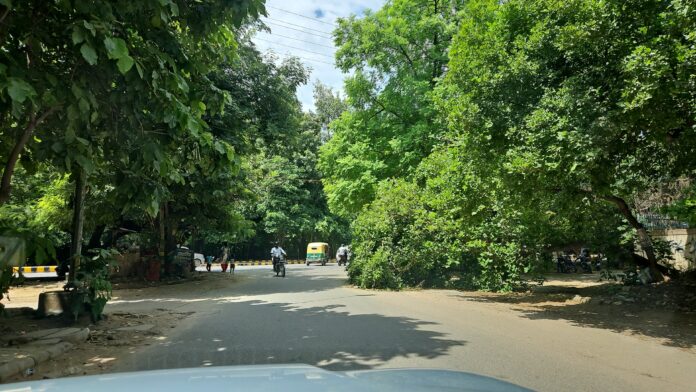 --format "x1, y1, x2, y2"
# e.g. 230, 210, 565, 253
67, 248, 116, 322
347, 178, 528, 291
